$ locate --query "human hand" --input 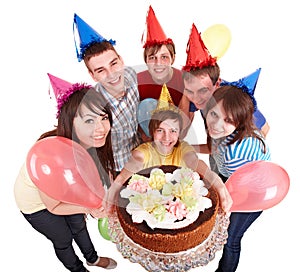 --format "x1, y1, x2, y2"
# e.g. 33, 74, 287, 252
102, 182, 122, 215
